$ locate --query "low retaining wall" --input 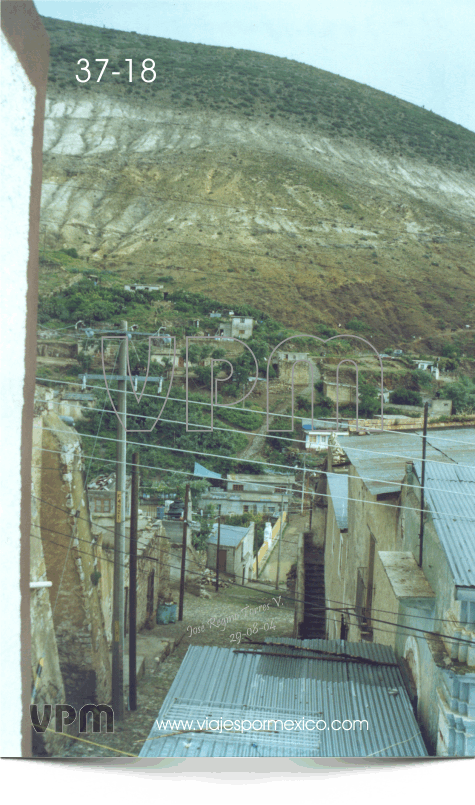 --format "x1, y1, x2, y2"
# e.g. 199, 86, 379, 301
252, 513, 287, 577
